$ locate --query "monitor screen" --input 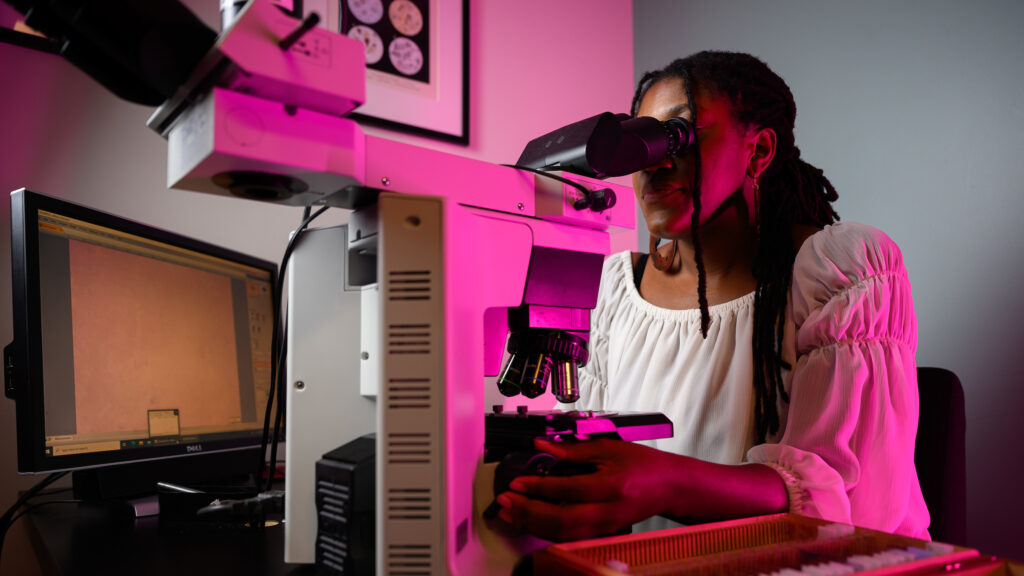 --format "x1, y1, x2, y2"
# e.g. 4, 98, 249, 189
7, 189, 276, 477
